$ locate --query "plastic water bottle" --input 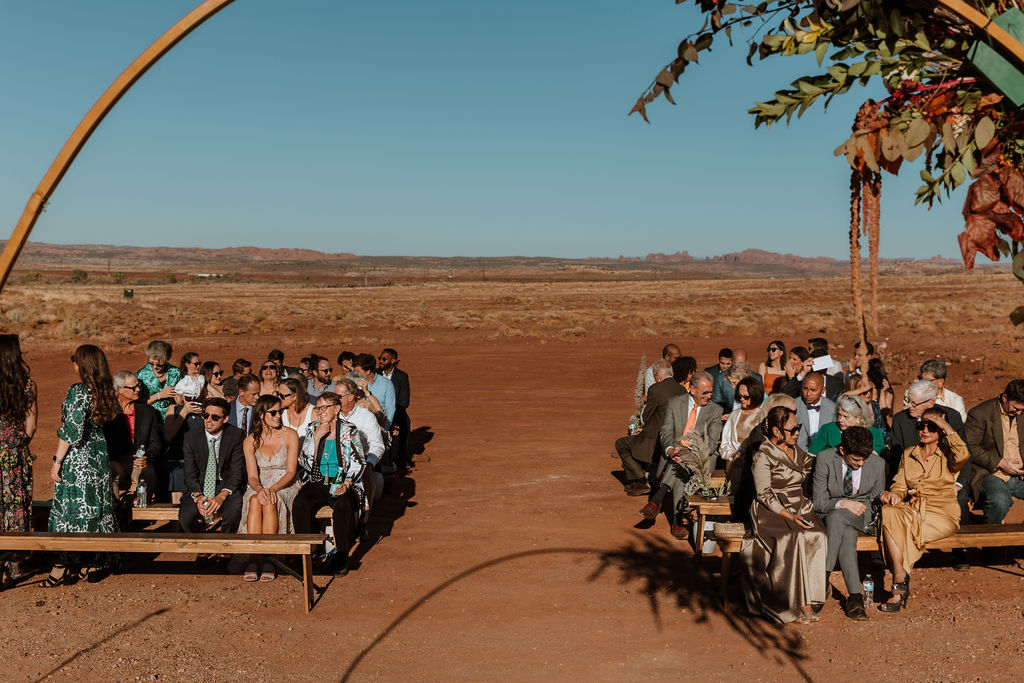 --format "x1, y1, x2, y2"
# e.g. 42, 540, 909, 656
861, 574, 874, 608
136, 479, 148, 508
